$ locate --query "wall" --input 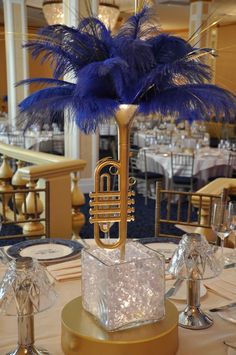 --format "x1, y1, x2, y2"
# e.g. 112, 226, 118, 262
214, 23, 236, 94
0, 24, 52, 102
28, 27, 53, 93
